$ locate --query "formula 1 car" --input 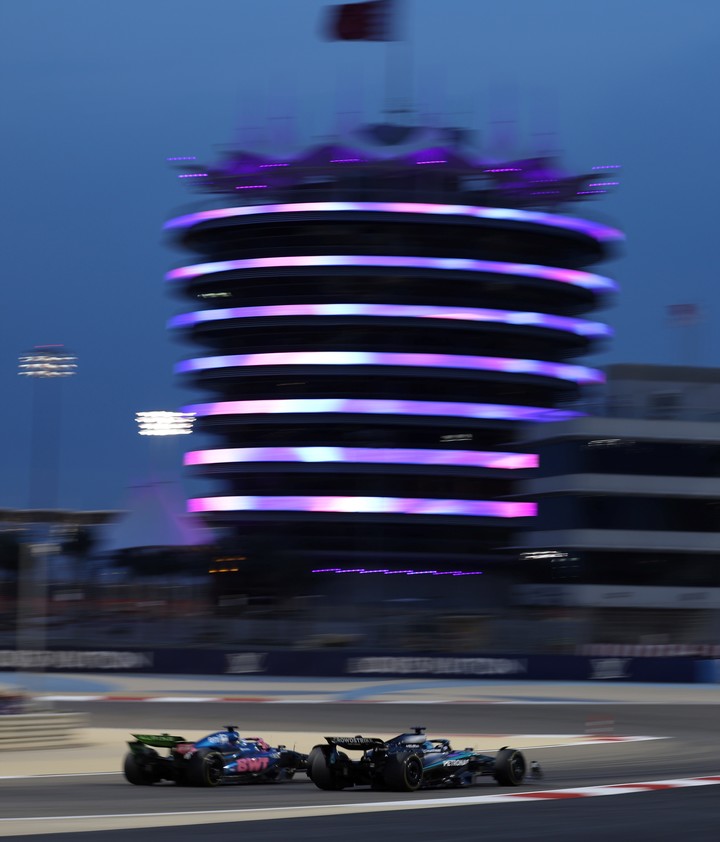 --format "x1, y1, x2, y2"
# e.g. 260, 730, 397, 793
307, 726, 536, 792
123, 726, 307, 787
